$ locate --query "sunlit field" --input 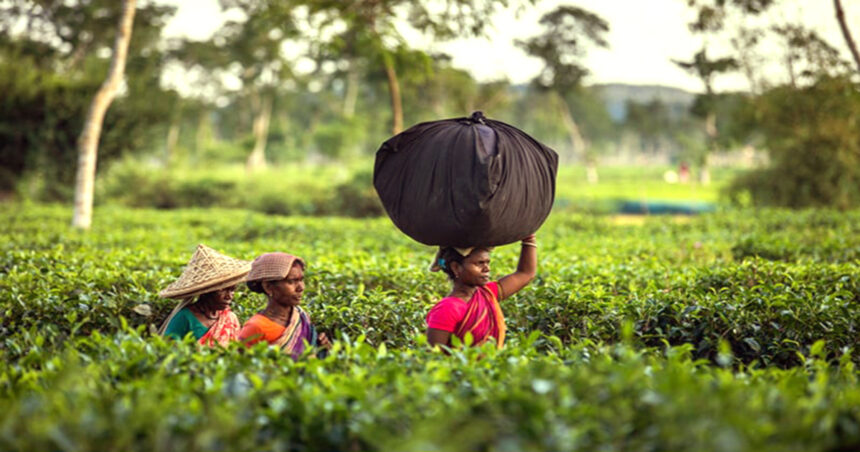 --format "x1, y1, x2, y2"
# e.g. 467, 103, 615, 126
2, 203, 858, 450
